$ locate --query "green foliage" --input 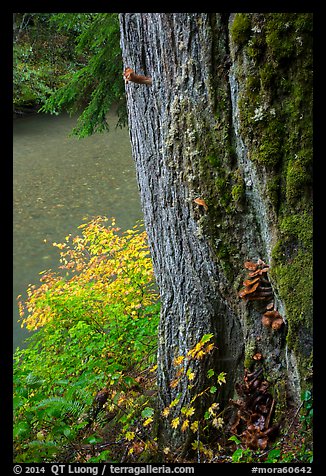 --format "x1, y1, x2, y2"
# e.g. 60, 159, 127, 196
300, 390, 313, 432
14, 216, 160, 463
49, 13, 97, 35
41, 13, 126, 137
13, 13, 126, 137
13, 13, 83, 110
13, 43, 52, 106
